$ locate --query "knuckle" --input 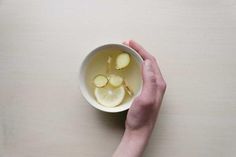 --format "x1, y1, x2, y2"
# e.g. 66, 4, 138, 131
149, 73, 157, 84
151, 56, 157, 62
149, 74, 158, 89
149, 56, 156, 62
157, 80, 167, 91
